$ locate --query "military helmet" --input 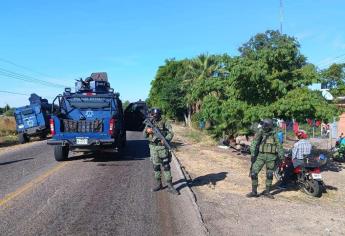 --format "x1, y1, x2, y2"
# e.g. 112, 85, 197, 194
261, 118, 274, 132
150, 108, 162, 120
